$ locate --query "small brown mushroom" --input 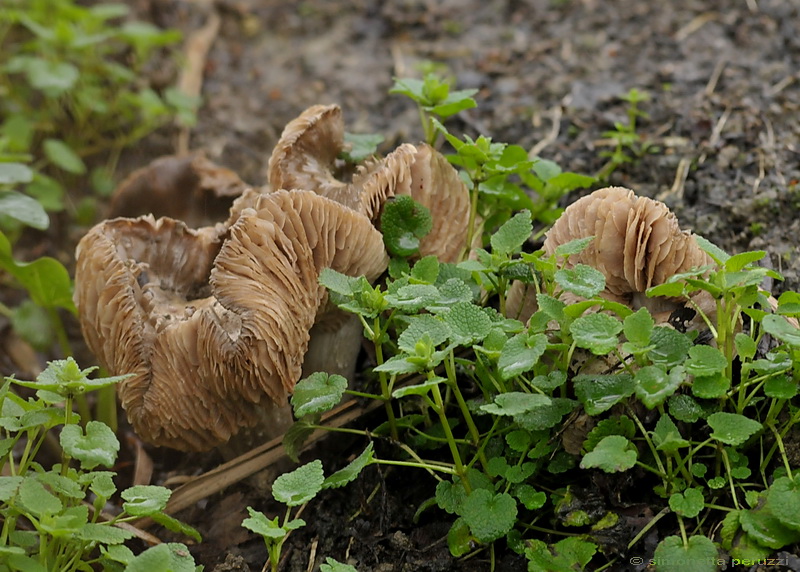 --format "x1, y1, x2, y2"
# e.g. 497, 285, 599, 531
108, 153, 250, 228
506, 186, 715, 324
75, 190, 389, 451
267, 104, 473, 262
